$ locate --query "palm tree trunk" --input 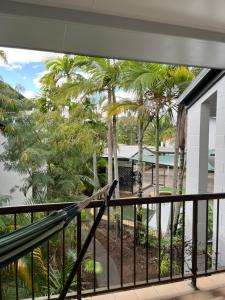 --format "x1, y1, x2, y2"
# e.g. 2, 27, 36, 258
107, 88, 113, 186
171, 137, 180, 234
172, 148, 185, 234
137, 108, 144, 198
168, 110, 180, 234
172, 105, 186, 234
137, 101, 144, 244
155, 111, 160, 197
178, 148, 185, 195
112, 89, 120, 199
172, 144, 179, 195
155, 111, 161, 233
93, 152, 99, 192
173, 105, 183, 195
